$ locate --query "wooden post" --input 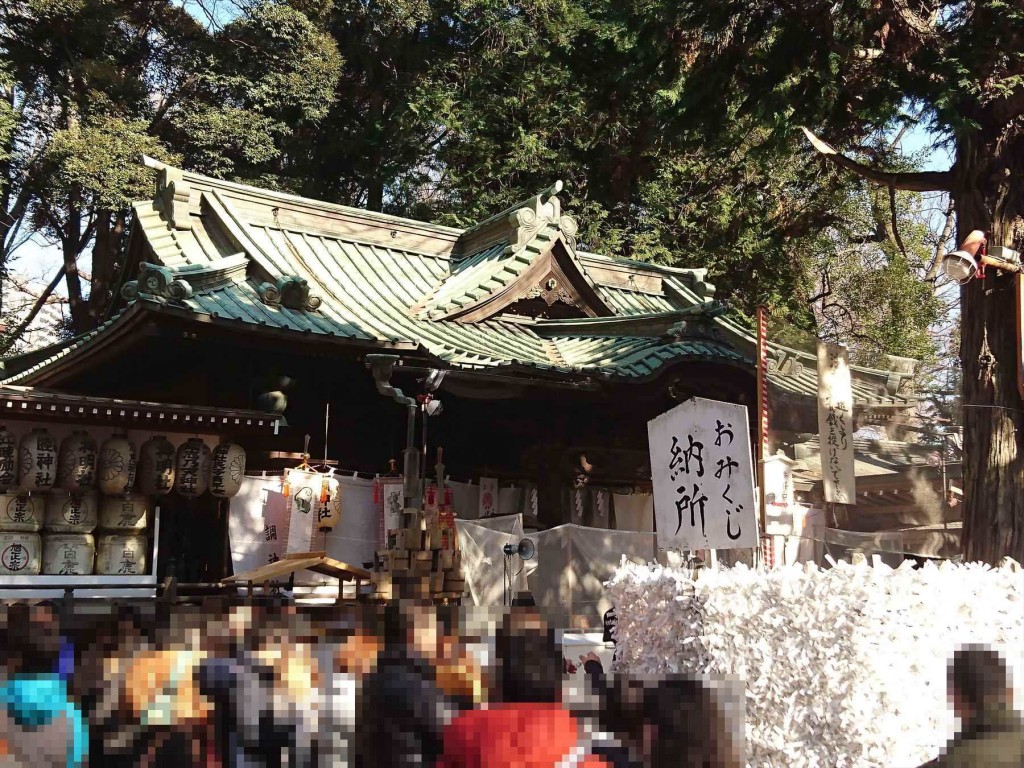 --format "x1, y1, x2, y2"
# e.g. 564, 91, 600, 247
756, 306, 770, 565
